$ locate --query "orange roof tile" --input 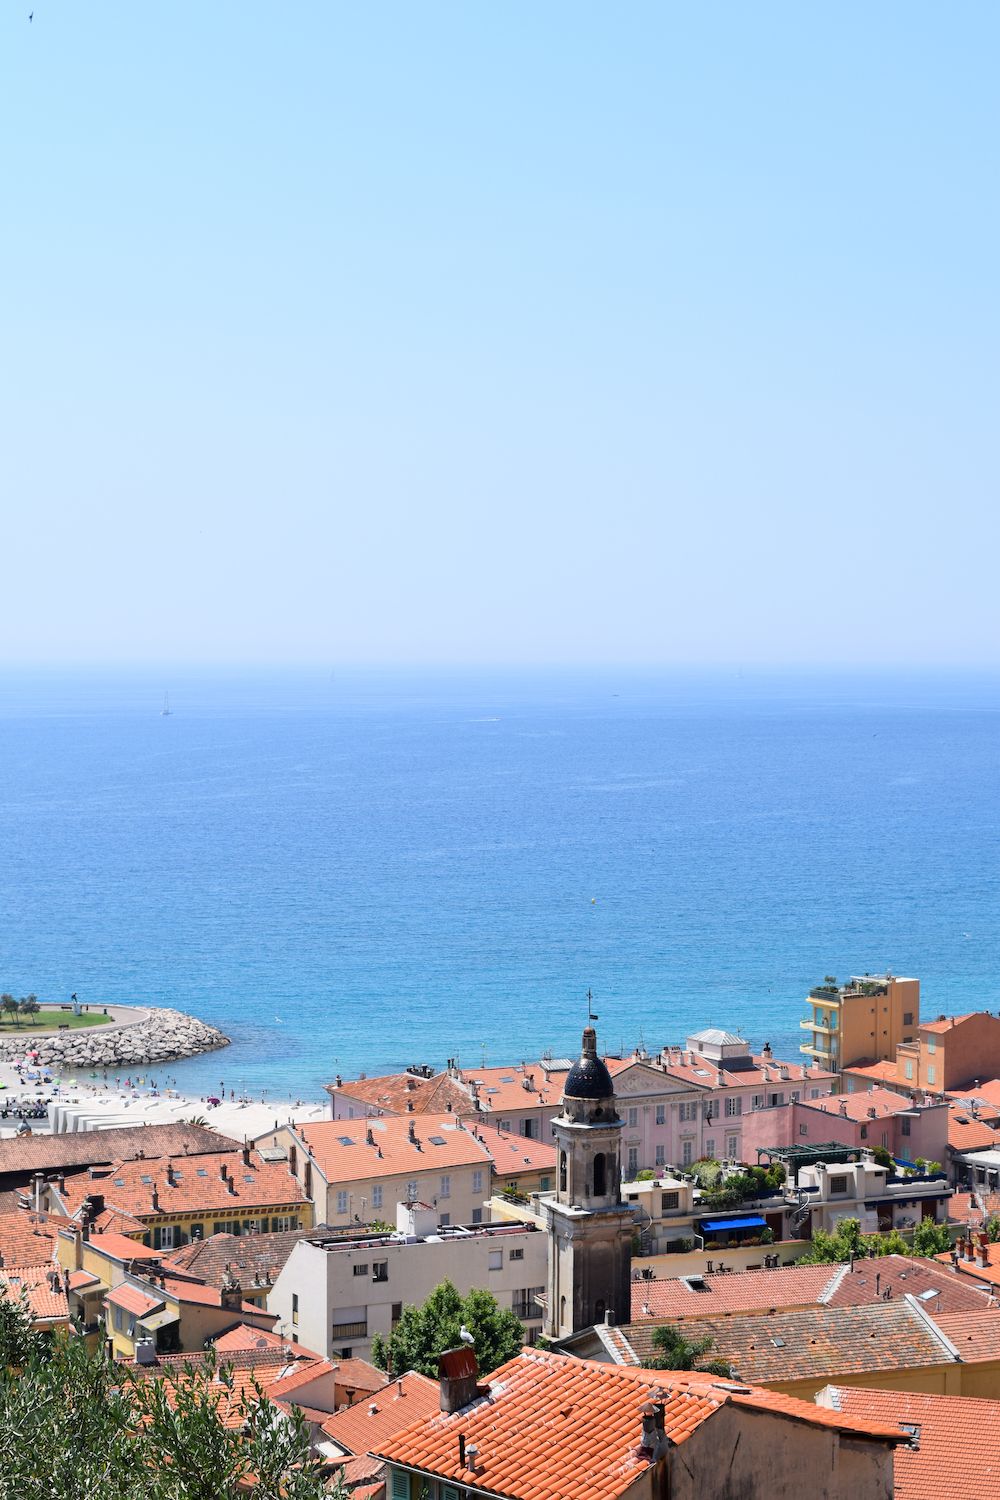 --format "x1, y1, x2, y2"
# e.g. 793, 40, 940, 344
934, 1242, 1000, 1290
320, 1372, 437, 1454
374, 1350, 900, 1500
295, 1115, 492, 1185
934, 1308, 1000, 1359
0, 1208, 68, 1267
841, 1060, 904, 1086
106, 1283, 163, 1317
659, 1053, 836, 1090
328, 1071, 471, 1117
85, 1231, 162, 1261
921, 1015, 976, 1034
947, 1108, 1000, 1153
476, 1126, 557, 1176
630, 1264, 840, 1322
212, 1323, 312, 1355
67, 1269, 102, 1290
619, 1299, 955, 1383
461, 1063, 567, 1116
823, 1385, 1000, 1498
946, 1078, 1000, 1111
55, 1148, 307, 1220
333, 1357, 386, 1394
825, 1255, 992, 1315
807, 1087, 924, 1122
0, 1264, 69, 1322
267, 1358, 338, 1400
